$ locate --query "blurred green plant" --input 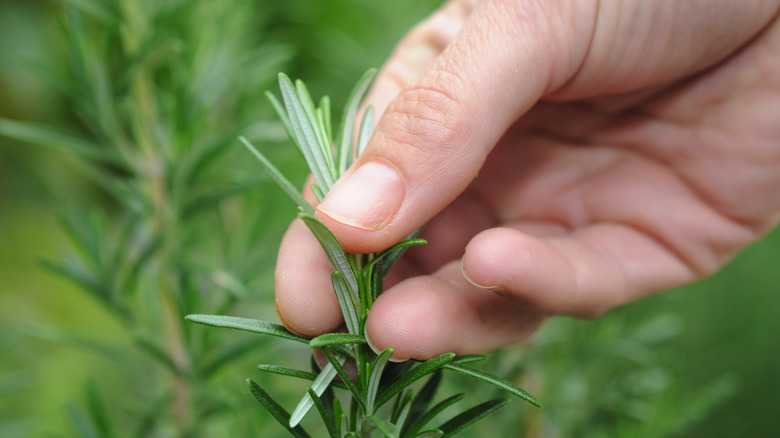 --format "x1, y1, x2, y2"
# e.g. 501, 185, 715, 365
0, 0, 295, 435
517, 309, 740, 438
